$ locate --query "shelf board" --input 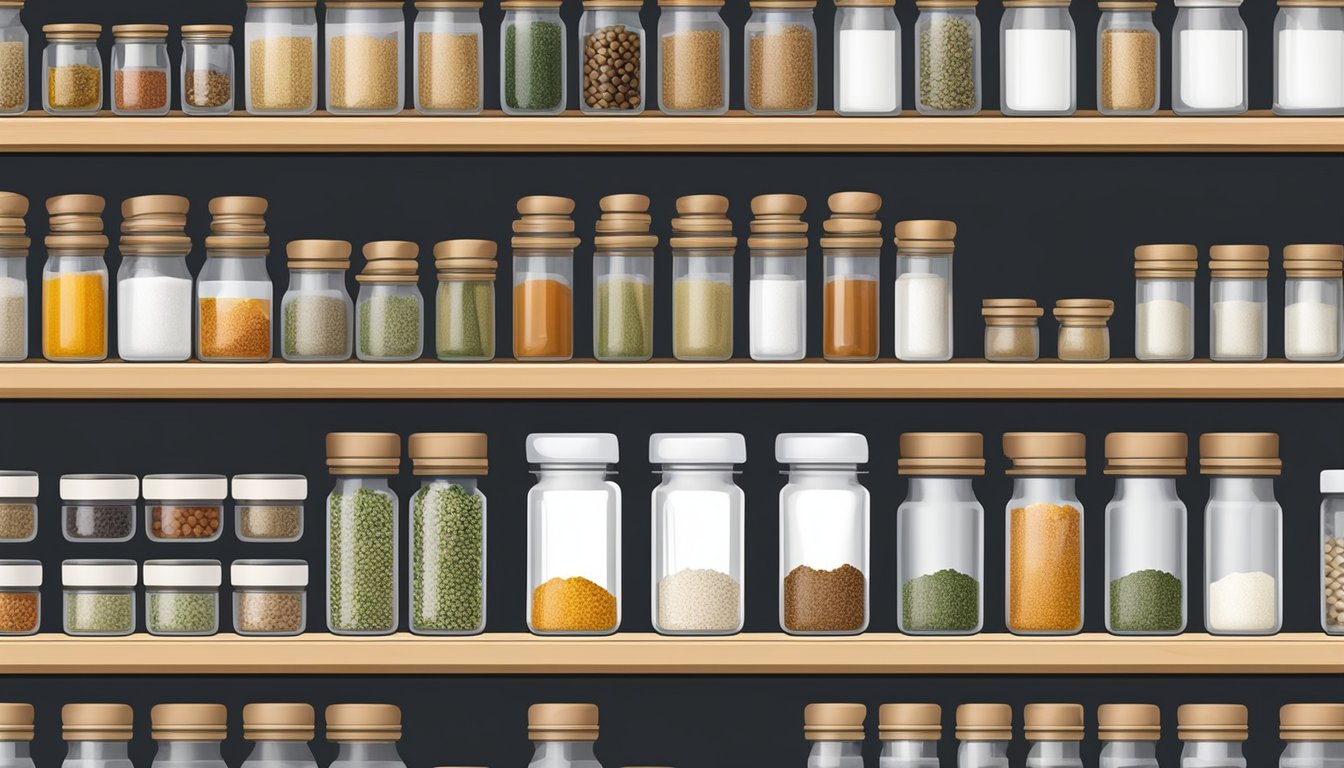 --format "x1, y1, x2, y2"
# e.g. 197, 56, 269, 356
0, 110, 1338, 153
